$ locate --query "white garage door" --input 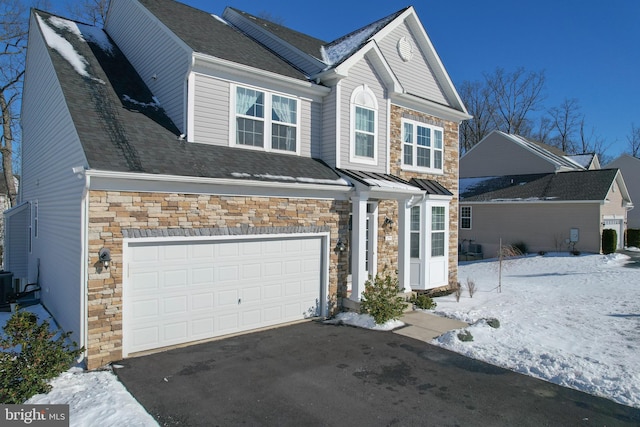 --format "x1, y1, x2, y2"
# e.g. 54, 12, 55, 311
123, 236, 324, 355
